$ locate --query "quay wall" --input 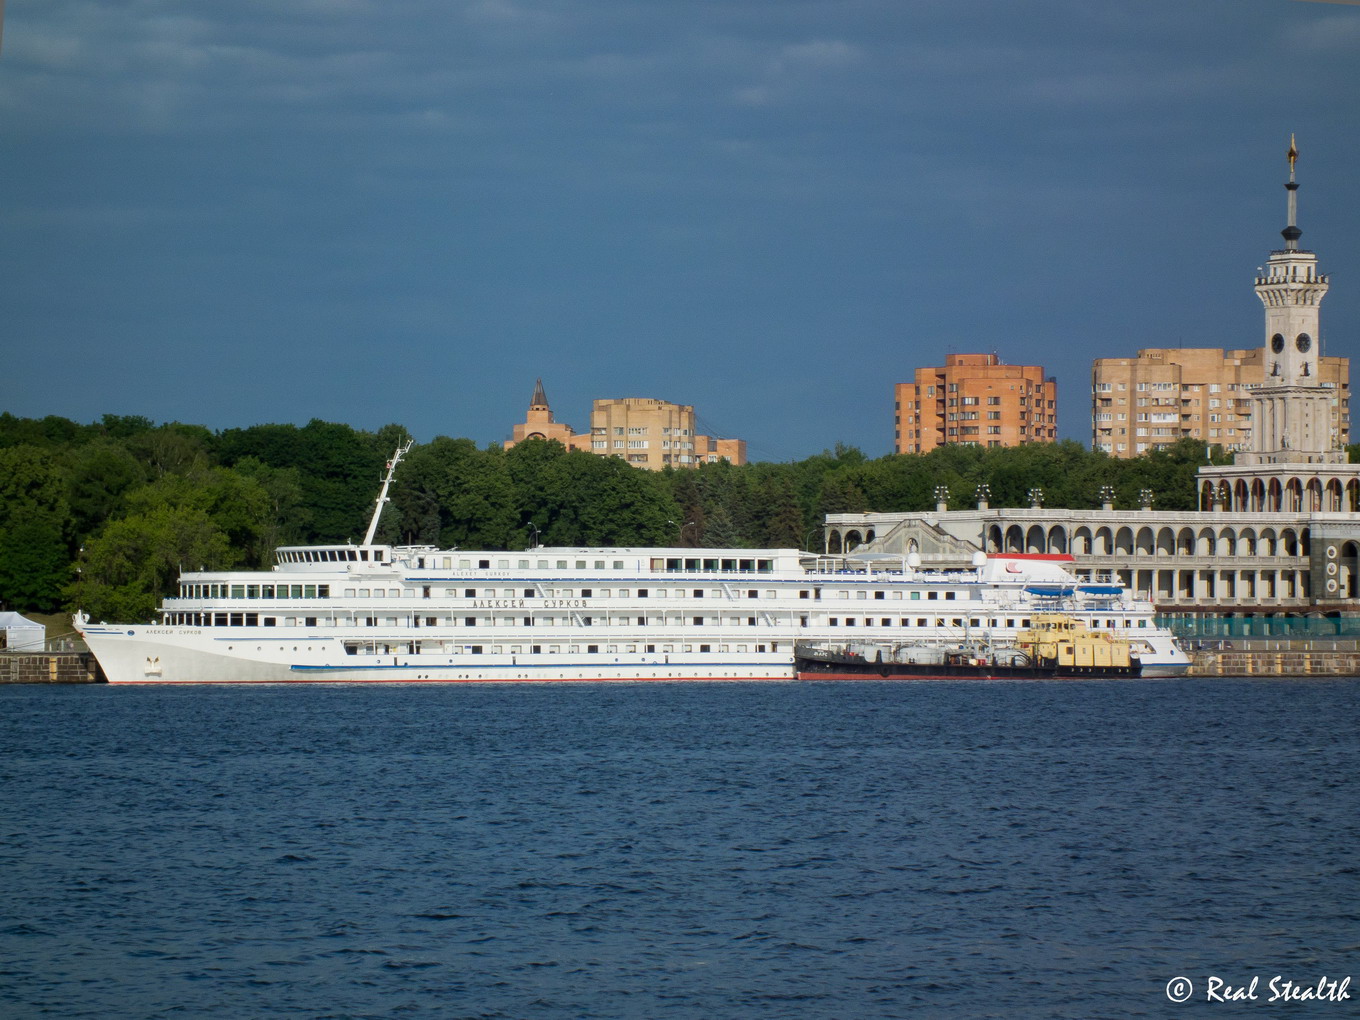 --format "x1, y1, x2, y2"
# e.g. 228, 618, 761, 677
0, 651, 1355, 682
1186, 648, 1360, 677
0, 652, 105, 684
